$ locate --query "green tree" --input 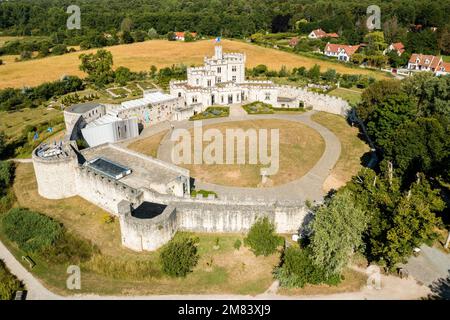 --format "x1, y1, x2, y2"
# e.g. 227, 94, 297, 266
149, 65, 157, 78
310, 190, 368, 275
364, 31, 387, 55
184, 31, 195, 42
79, 49, 114, 87
244, 217, 282, 256
148, 28, 158, 39
167, 31, 176, 41
0, 260, 23, 300
114, 66, 132, 86
160, 236, 199, 277
307, 64, 321, 81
